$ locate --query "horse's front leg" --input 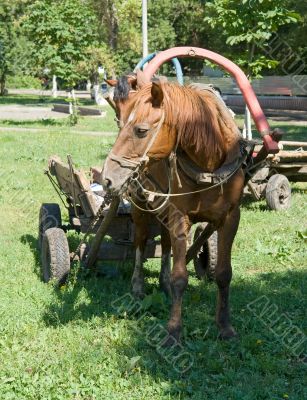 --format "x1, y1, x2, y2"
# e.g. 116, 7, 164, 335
159, 224, 172, 297
216, 206, 240, 339
166, 214, 190, 343
131, 210, 149, 299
